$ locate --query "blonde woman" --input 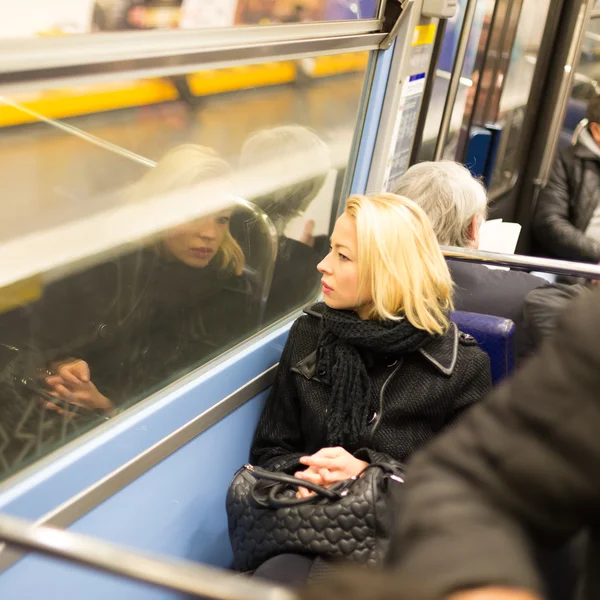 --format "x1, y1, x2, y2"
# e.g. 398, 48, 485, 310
41, 145, 253, 415
248, 193, 492, 583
